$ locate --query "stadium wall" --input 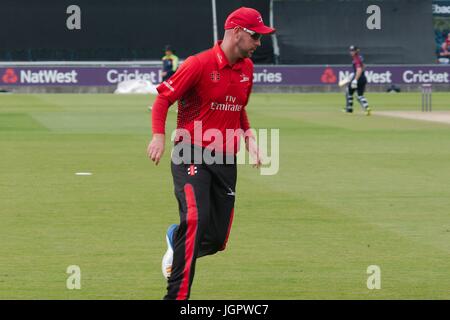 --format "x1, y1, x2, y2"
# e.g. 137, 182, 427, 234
0, 0, 437, 65
0, 0, 273, 63
0, 63, 449, 93
275, 0, 435, 64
